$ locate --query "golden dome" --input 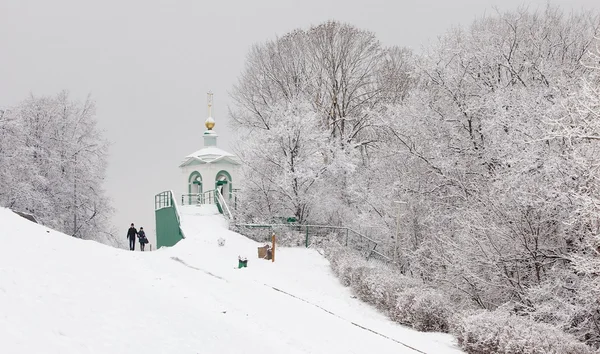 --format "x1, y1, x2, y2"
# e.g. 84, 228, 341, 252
205, 117, 215, 130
